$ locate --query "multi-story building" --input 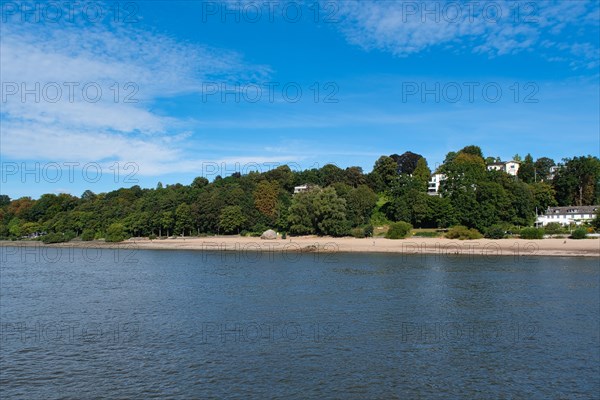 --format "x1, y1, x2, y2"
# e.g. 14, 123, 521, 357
487, 160, 520, 176
535, 206, 598, 227
427, 173, 446, 196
